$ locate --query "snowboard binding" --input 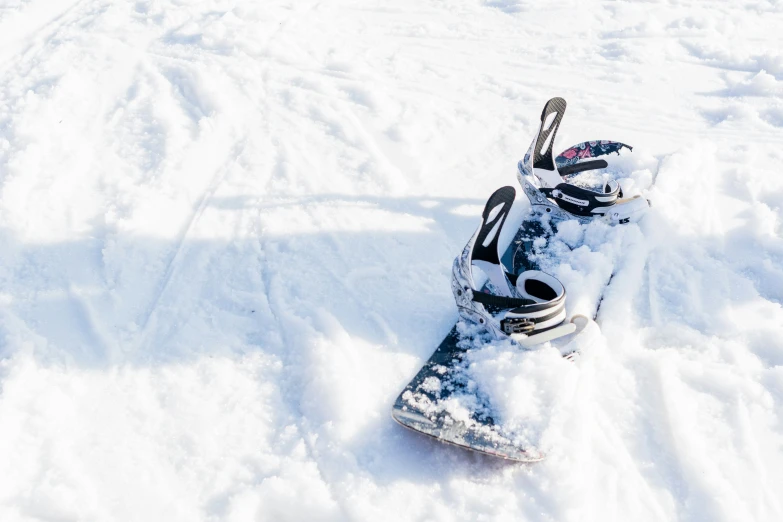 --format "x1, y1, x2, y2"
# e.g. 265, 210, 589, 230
517, 97, 650, 225
452, 186, 578, 347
